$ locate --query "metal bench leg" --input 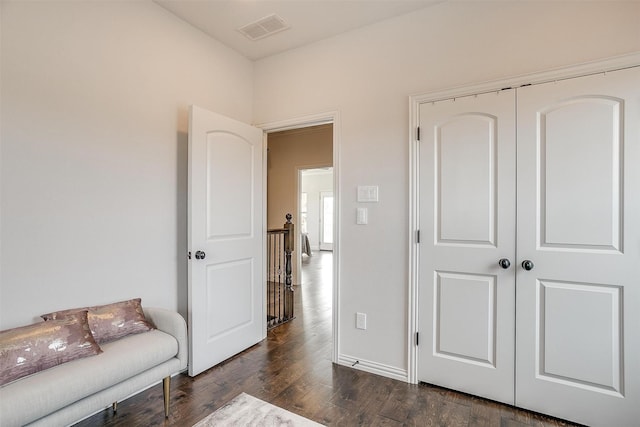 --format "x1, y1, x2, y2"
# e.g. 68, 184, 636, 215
163, 376, 171, 418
